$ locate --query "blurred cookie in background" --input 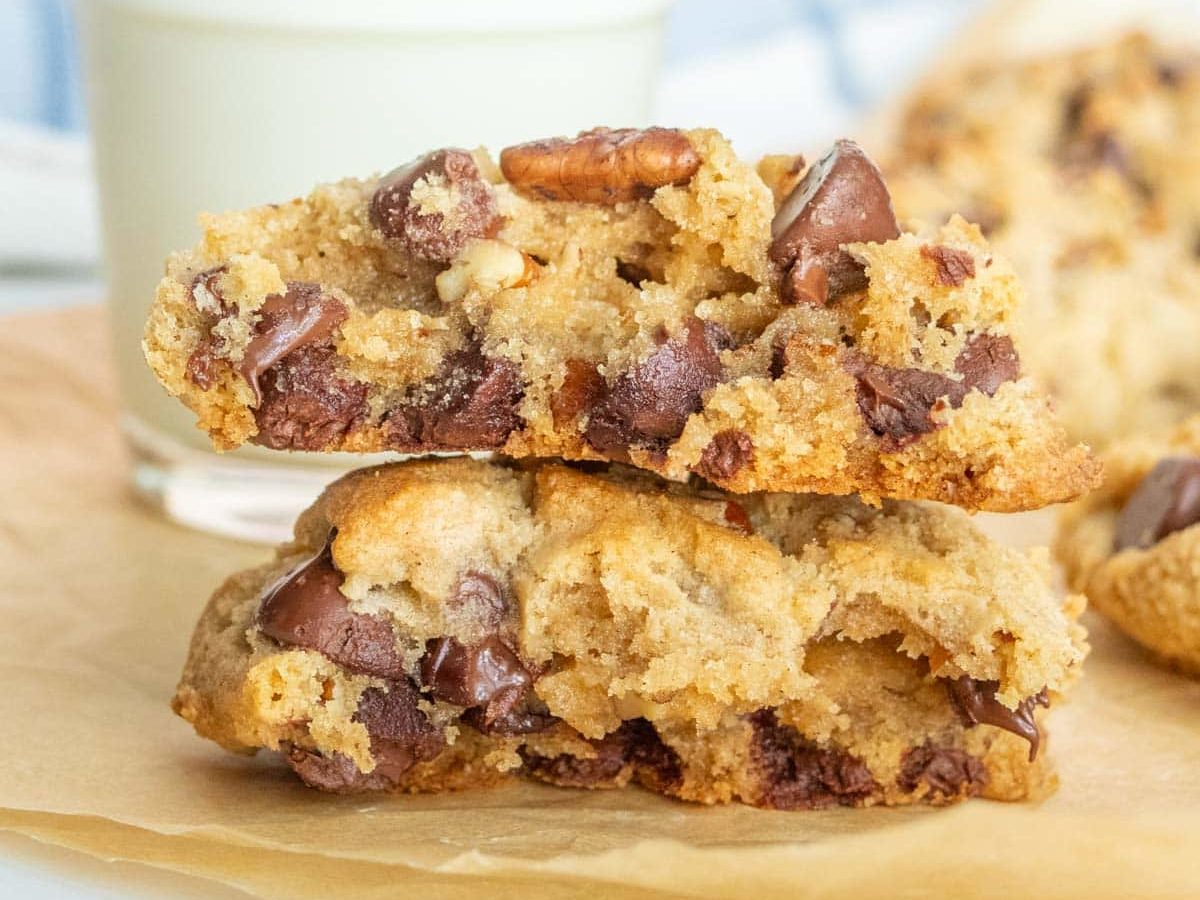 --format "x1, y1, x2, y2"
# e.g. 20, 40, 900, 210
1058, 415, 1200, 675
886, 34, 1200, 448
